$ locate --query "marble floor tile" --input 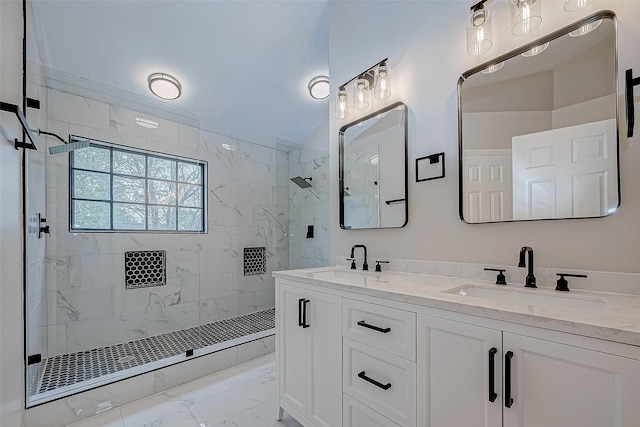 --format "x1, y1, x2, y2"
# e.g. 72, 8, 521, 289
66, 353, 301, 427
